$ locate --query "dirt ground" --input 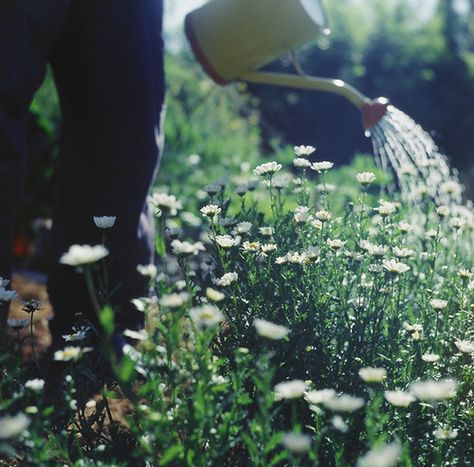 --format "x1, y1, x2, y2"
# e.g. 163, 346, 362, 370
7, 272, 53, 357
